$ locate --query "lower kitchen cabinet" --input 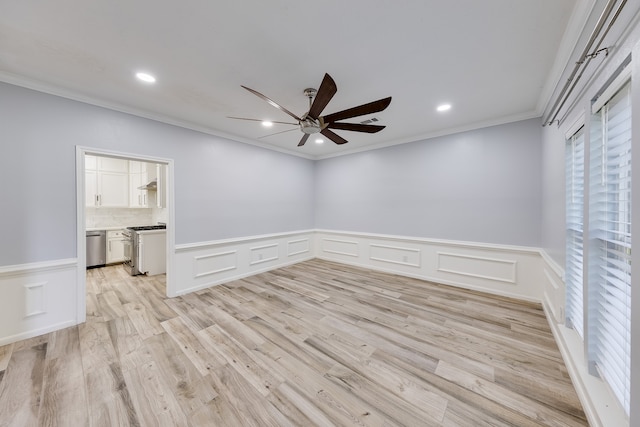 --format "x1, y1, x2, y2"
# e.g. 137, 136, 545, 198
106, 230, 127, 264
137, 231, 166, 275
